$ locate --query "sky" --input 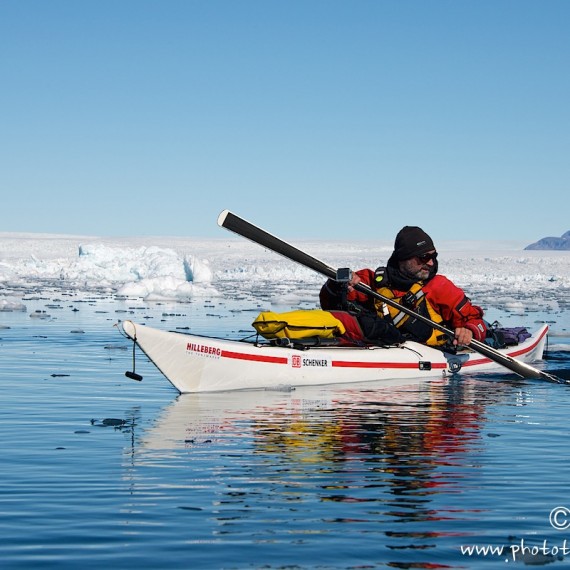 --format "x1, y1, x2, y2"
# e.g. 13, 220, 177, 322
1, 0, 569, 243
